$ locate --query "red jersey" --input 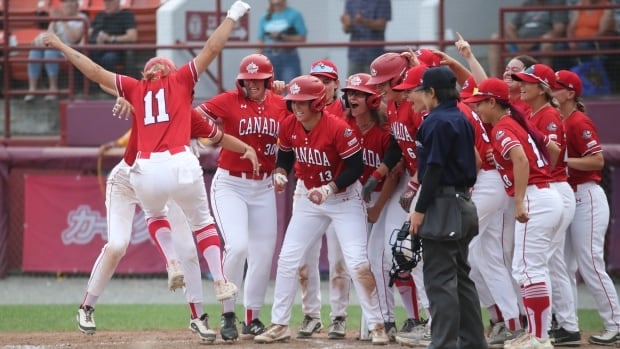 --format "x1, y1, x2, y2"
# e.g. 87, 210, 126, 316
563, 109, 603, 187
198, 90, 288, 173
278, 111, 361, 189
458, 102, 493, 171
346, 117, 392, 191
116, 60, 199, 153
528, 105, 568, 181
324, 99, 346, 118
387, 100, 422, 176
123, 109, 218, 166
491, 116, 554, 196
